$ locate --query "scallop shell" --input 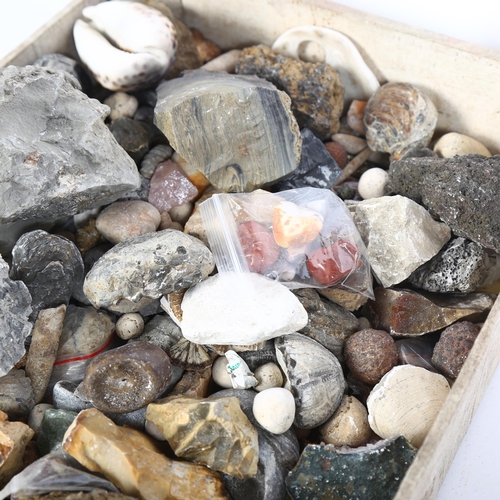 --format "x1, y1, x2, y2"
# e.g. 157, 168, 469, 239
167, 337, 217, 371
367, 365, 450, 448
73, 2, 177, 91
